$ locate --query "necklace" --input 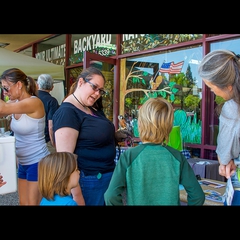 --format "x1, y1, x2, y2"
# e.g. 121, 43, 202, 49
72, 93, 87, 109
